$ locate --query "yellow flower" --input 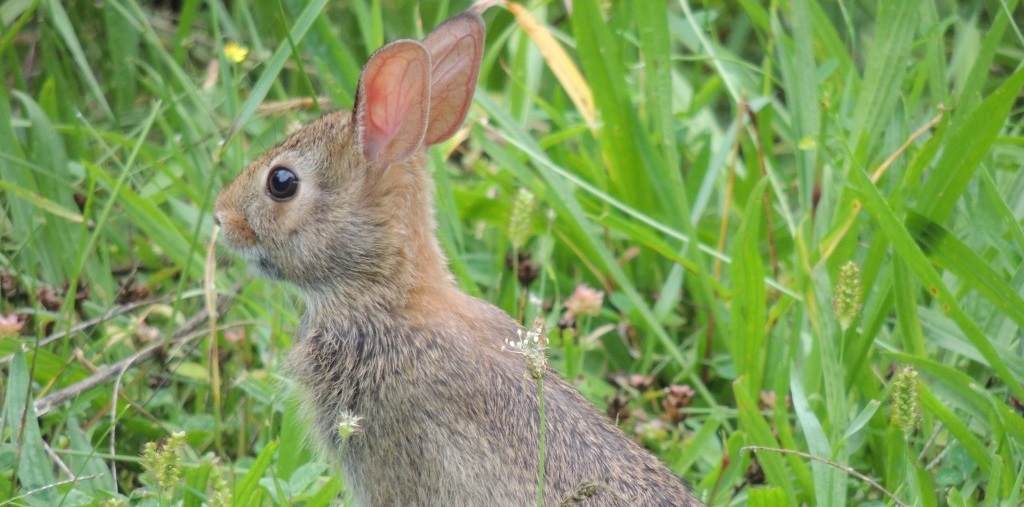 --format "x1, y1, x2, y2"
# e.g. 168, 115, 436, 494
224, 42, 249, 64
